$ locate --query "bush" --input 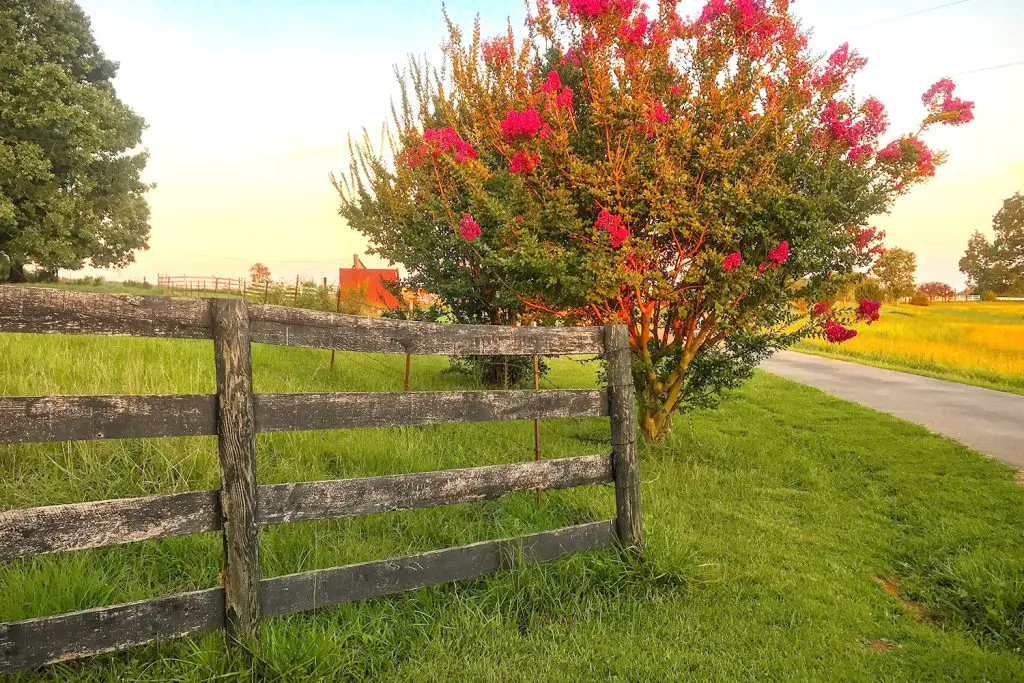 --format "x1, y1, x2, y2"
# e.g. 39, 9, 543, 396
854, 278, 885, 302
982, 290, 998, 302
909, 292, 931, 306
